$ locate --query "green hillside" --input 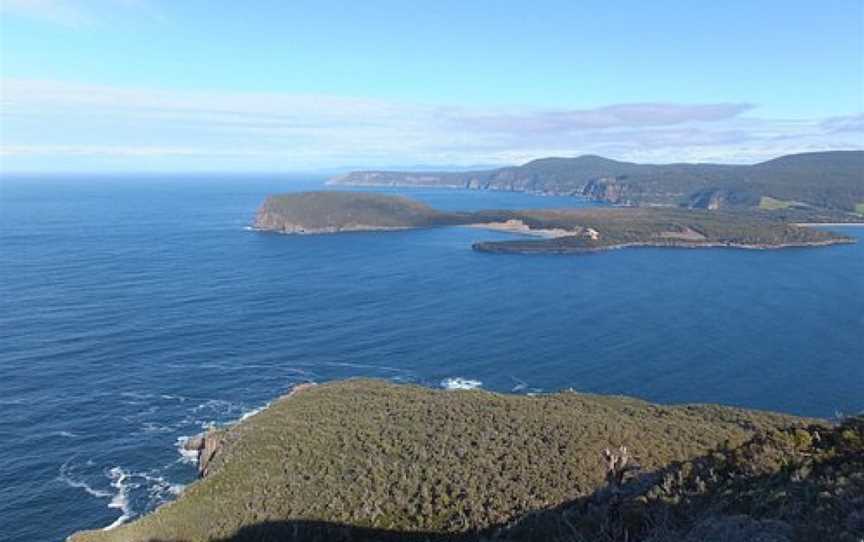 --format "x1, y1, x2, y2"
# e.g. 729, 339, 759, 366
71, 379, 832, 542
253, 192, 853, 253
329, 151, 864, 213
254, 191, 451, 233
